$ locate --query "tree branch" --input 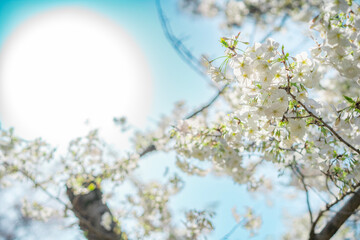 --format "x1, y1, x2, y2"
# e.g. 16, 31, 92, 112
288, 92, 360, 155
3, 162, 126, 240
138, 83, 227, 157
310, 187, 360, 240
260, 13, 289, 43
66, 182, 127, 240
290, 163, 313, 224
220, 221, 242, 240
139, 144, 156, 157
185, 84, 228, 119
156, 0, 210, 83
